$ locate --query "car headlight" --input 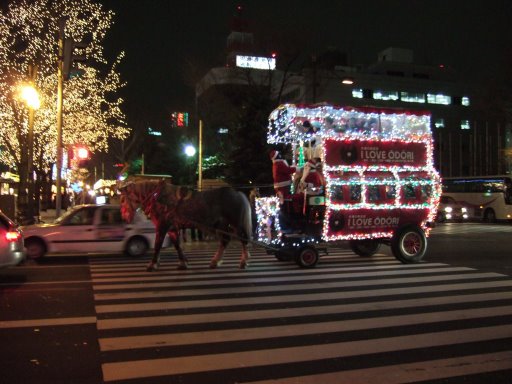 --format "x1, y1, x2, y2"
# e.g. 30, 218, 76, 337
461, 207, 467, 213
444, 206, 453, 213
